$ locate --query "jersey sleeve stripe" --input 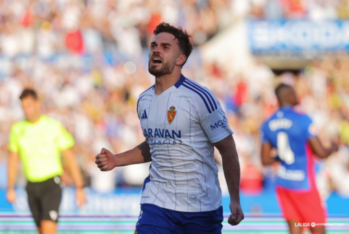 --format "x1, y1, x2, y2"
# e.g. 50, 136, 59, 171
183, 83, 212, 113
183, 80, 216, 112
184, 79, 217, 110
